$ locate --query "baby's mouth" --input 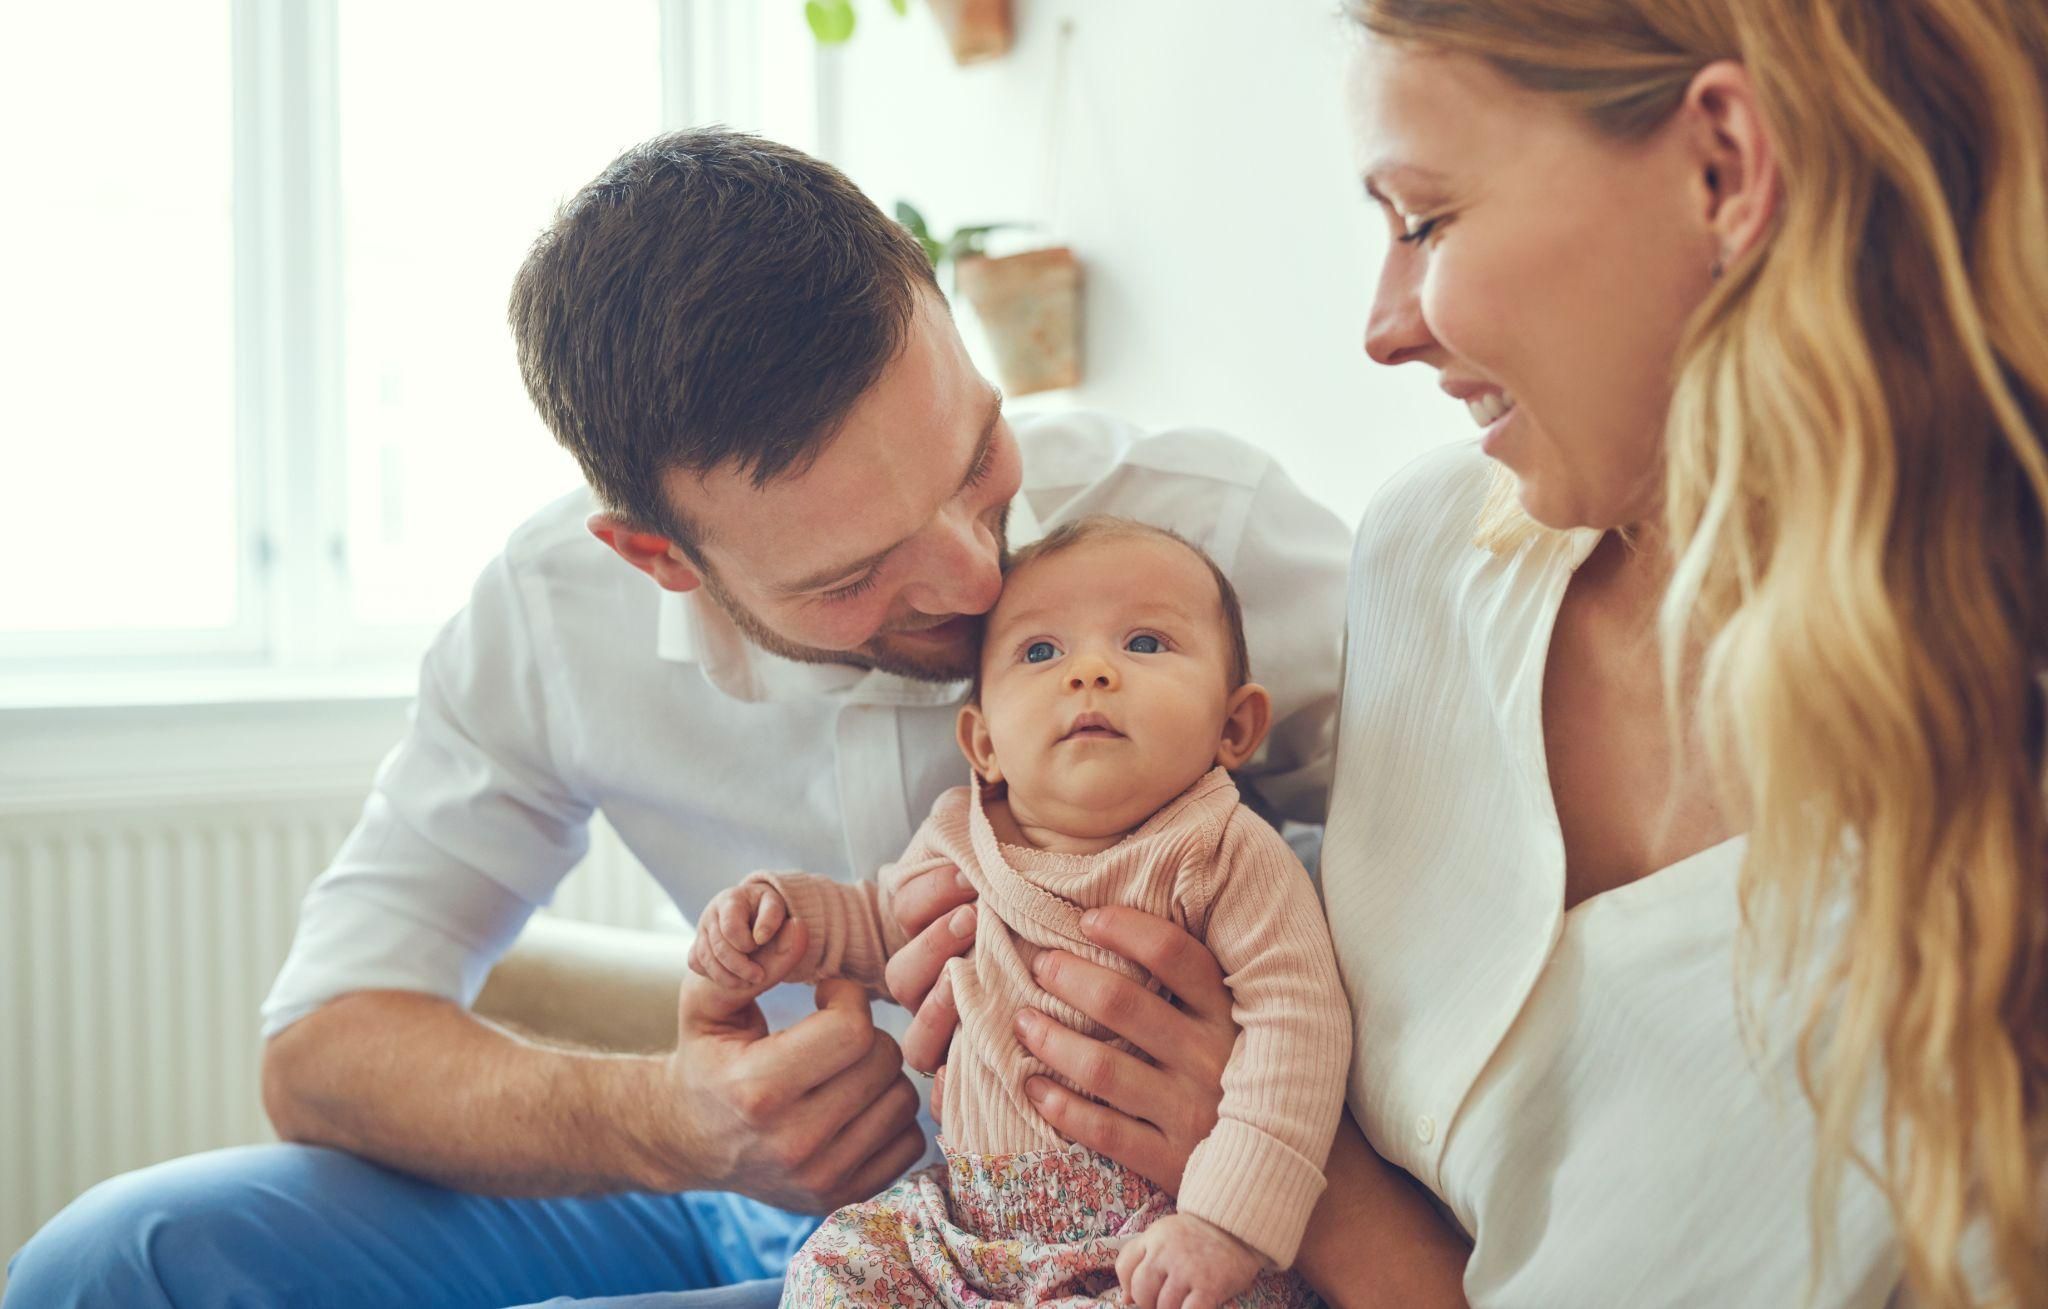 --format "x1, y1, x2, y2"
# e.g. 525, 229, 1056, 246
1060, 710, 1126, 743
